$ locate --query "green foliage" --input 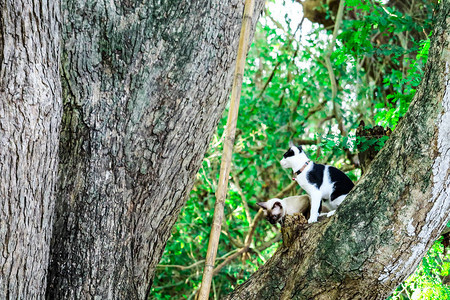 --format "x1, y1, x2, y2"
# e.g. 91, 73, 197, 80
339, 0, 433, 129
375, 38, 431, 128
151, 0, 441, 299
356, 134, 389, 152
